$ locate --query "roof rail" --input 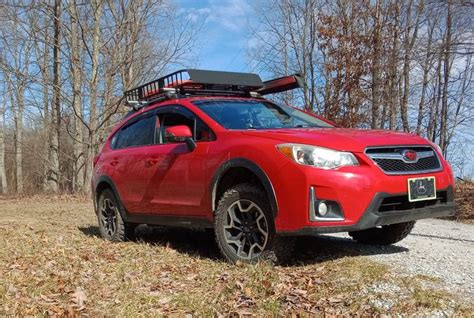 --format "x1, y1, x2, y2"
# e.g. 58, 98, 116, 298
123, 69, 304, 110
